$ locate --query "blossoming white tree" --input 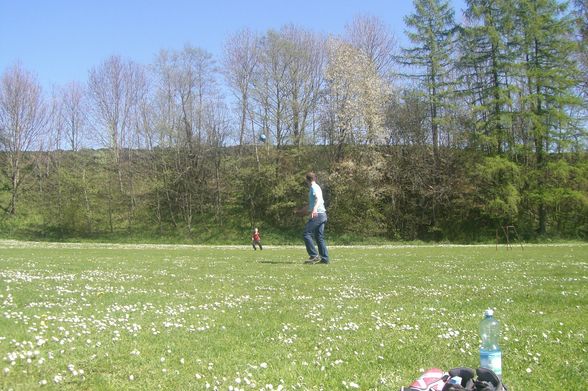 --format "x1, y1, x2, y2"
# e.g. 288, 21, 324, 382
322, 37, 388, 160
